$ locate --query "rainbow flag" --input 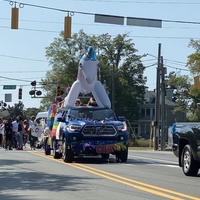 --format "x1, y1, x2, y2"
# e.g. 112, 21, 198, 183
46, 104, 57, 131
